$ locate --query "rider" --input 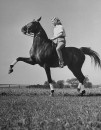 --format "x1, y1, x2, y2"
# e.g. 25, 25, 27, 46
50, 17, 66, 68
